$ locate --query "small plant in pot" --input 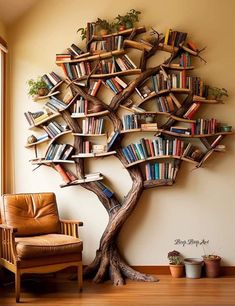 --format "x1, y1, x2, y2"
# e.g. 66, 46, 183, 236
207, 86, 228, 101
27, 77, 49, 97
167, 250, 184, 278
95, 18, 111, 36
114, 9, 141, 31
202, 254, 221, 278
